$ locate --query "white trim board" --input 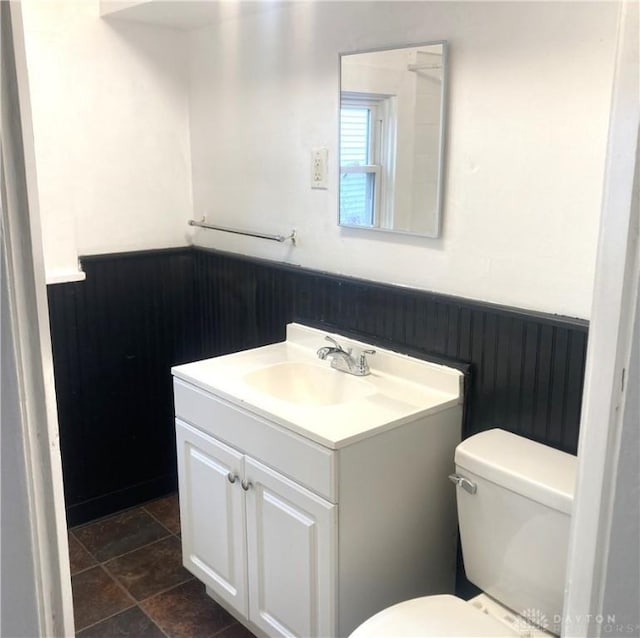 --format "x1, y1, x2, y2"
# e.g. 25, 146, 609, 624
563, 1, 640, 636
0, 2, 74, 636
